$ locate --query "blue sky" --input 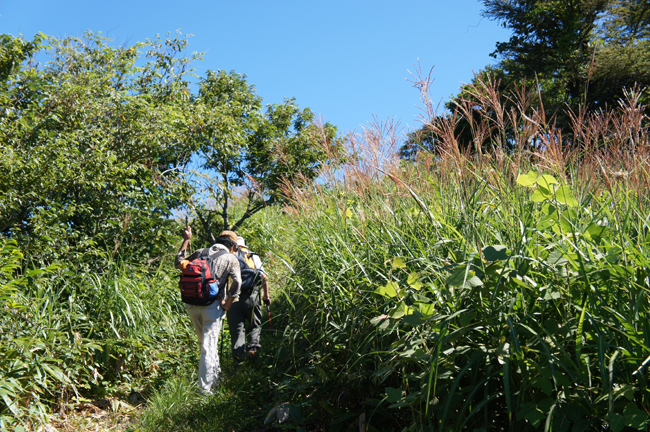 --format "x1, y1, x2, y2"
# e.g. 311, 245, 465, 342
2, 0, 510, 137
